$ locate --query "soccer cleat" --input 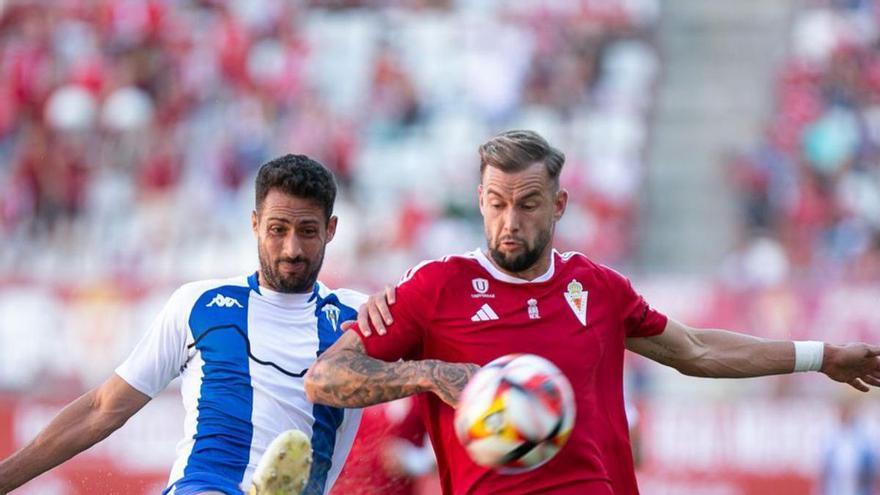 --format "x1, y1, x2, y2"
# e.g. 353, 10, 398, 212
248, 429, 312, 495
